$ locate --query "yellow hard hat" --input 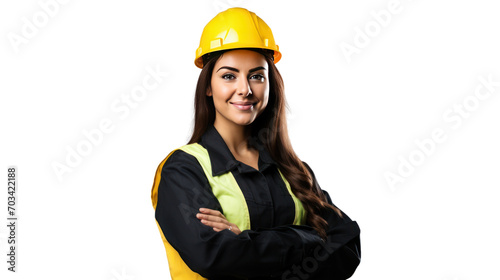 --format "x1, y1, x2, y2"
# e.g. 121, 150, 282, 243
194, 7, 281, 69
